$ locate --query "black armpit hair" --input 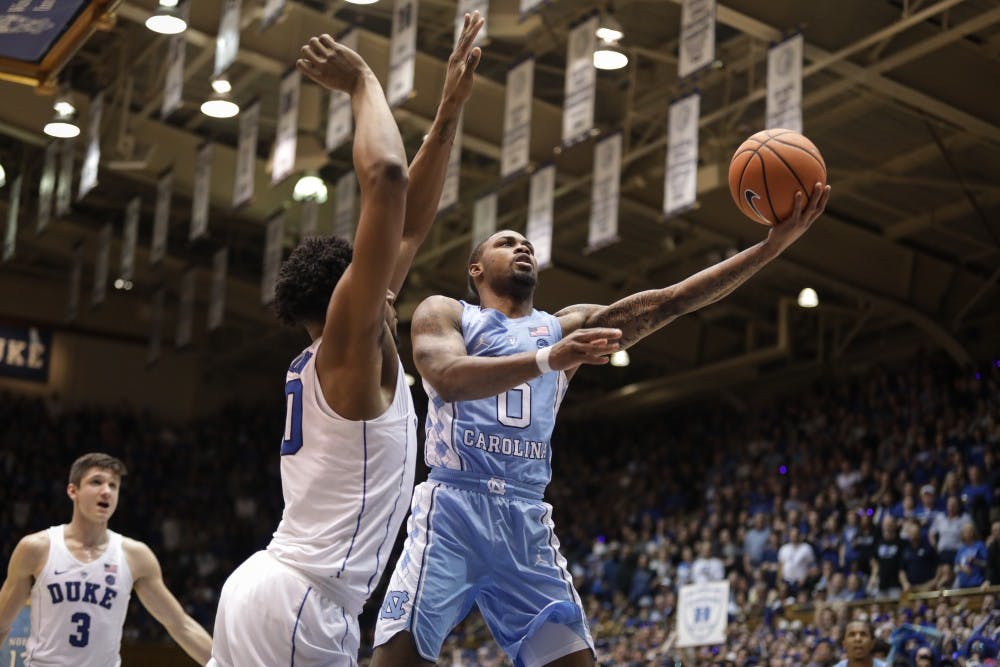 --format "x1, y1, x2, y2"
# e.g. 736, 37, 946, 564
274, 236, 353, 327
